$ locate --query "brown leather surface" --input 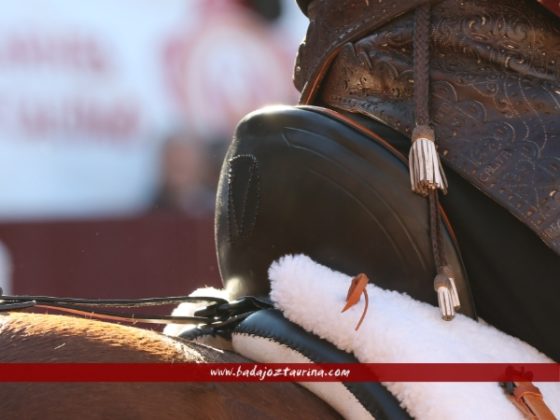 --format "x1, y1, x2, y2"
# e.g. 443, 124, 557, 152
507, 382, 557, 420
301, 0, 560, 256
293, 0, 441, 103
